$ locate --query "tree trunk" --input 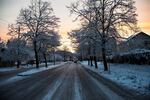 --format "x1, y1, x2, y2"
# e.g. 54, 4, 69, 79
17, 60, 20, 68
88, 45, 91, 66
34, 41, 39, 68
101, 0, 108, 71
64, 52, 66, 62
43, 53, 47, 67
53, 50, 55, 65
94, 56, 98, 69
90, 56, 93, 66
102, 46, 108, 71
80, 55, 83, 61
80, 51, 83, 61
88, 58, 90, 65
93, 46, 98, 69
